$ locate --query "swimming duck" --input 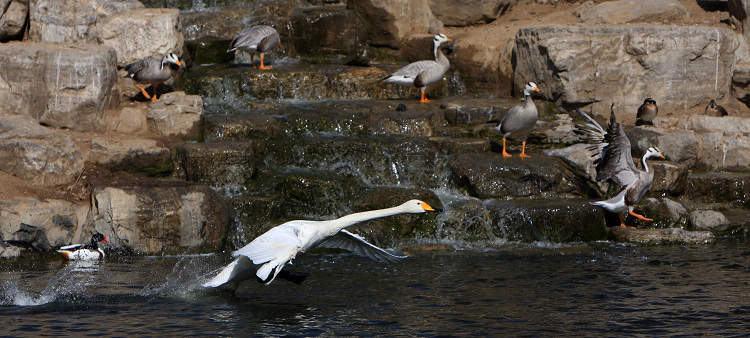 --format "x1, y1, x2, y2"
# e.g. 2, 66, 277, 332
124, 52, 182, 102
383, 34, 452, 103
635, 98, 658, 126
704, 99, 728, 117
574, 104, 666, 228
57, 233, 109, 261
203, 199, 441, 288
228, 25, 281, 70
488, 82, 540, 158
